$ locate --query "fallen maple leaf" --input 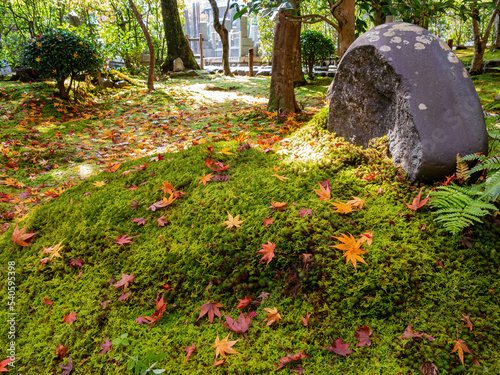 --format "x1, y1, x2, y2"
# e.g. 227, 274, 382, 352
272, 173, 289, 181
12, 224, 36, 247
93, 181, 106, 187
331, 233, 368, 271
263, 307, 281, 326
105, 163, 121, 173
258, 241, 276, 265
359, 231, 374, 246
63, 312, 77, 324
222, 312, 252, 334
451, 339, 472, 366
115, 234, 136, 246
354, 325, 372, 347
198, 301, 224, 324
323, 337, 353, 357
275, 350, 308, 371
55, 344, 69, 359
329, 201, 353, 214
269, 199, 287, 211
99, 338, 112, 355
157, 216, 168, 227
461, 314, 473, 332
113, 273, 135, 290
43, 297, 53, 306
263, 218, 274, 227
42, 240, 64, 260
347, 196, 366, 209
401, 323, 435, 341
406, 189, 429, 211
199, 172, 214, 186
213, 358, 225, 366
132, 217, 146, 226
236, 296, 252, 308
184, 342, 196, 362
69, 259, 83, 267
222, 212, 245, 229
59, 355, 73, 375
161, 180, 175, 195
118, 292, 131, 301
217, 148, 234, 155
0, 358, 12, 372
213, 333, 239, 358
297, 209, 313, 219
313, 182, 331, 200
301, 310, 311, 327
